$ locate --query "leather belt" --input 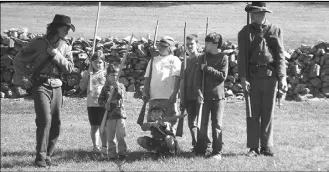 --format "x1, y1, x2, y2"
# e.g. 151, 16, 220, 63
249, 63, 275, 70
